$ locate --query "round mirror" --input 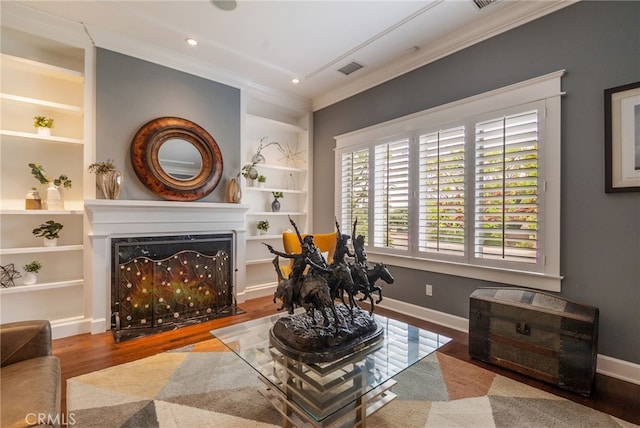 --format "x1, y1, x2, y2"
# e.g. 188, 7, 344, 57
158, 138, 203, 181
131, 117, 223, 201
